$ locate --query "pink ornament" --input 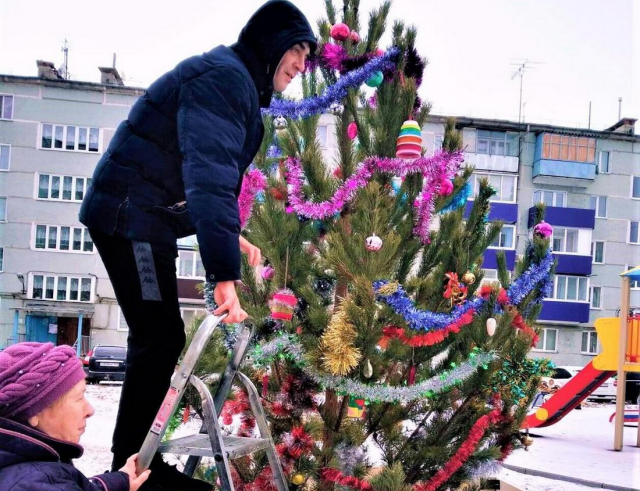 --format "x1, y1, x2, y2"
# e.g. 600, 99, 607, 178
440, 179, 454, 196
261, 265, 275, 280
347, 121, 358, 140
374, 48, 385, 56
534, 221, 553, 238
349, 31, 360, 43
330, 23, 351, 41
